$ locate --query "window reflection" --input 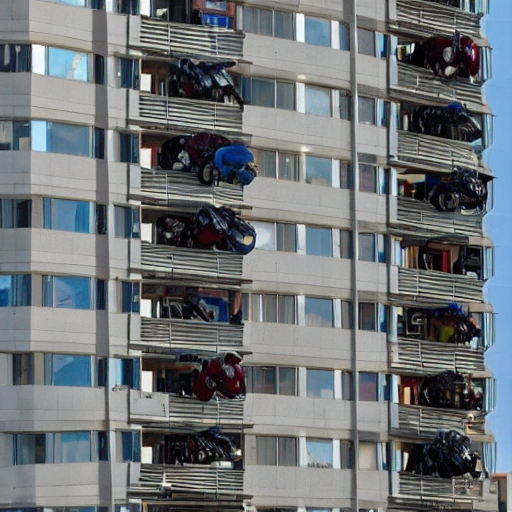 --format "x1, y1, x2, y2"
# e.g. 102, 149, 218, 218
305, 297, 333, 327
305, 85, 331, 117
307, 369, 334, 399
305, 16, 330, 47
306, 438, 333, 467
